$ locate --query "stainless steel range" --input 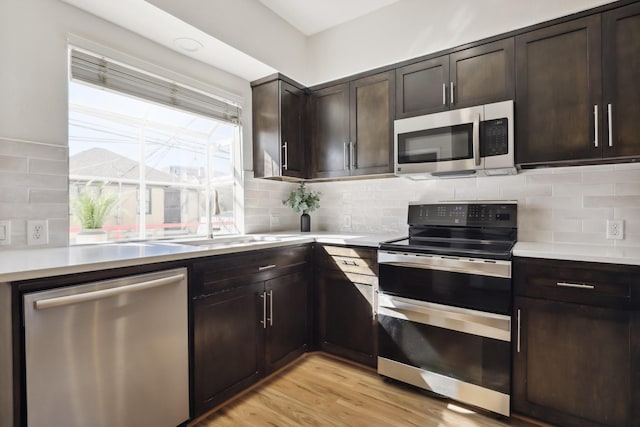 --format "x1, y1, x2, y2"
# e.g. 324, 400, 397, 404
377, 201, 517, 417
